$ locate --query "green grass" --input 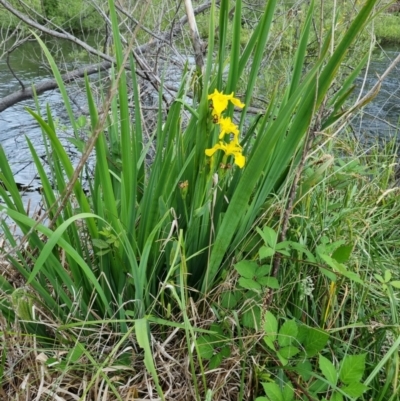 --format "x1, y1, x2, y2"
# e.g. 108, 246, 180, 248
1, 0, 400, 400
375, 13, 400, 43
